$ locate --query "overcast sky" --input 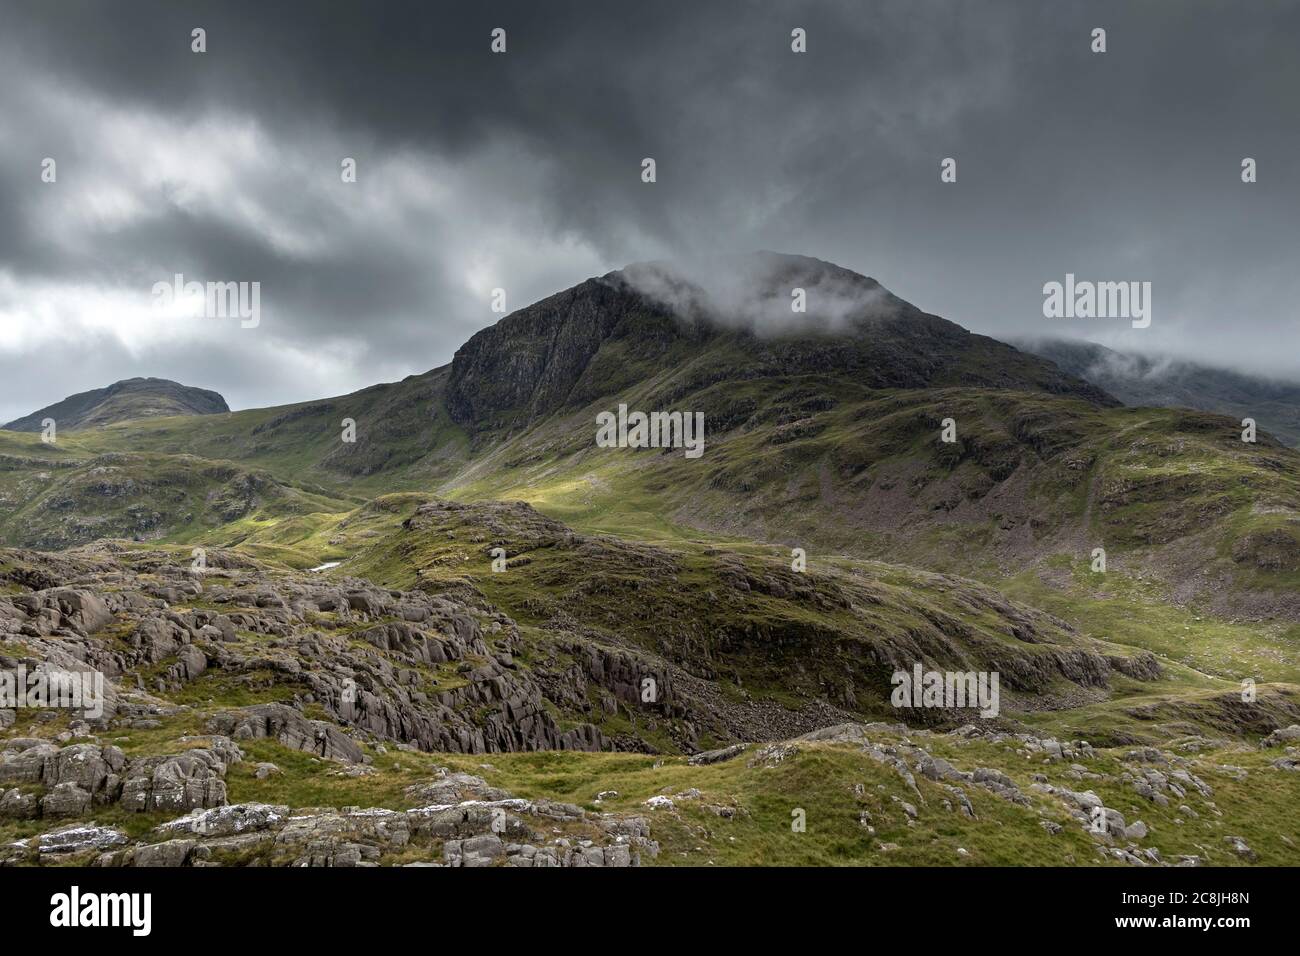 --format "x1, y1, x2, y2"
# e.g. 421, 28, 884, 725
1, 0, 1297, 422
